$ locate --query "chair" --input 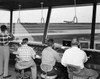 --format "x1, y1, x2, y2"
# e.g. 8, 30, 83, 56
67, 64, 88, 79
67, 64, 81, 74
16, 68, 30, 79
40, 64, 57, 79
15, 60, 31, 79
